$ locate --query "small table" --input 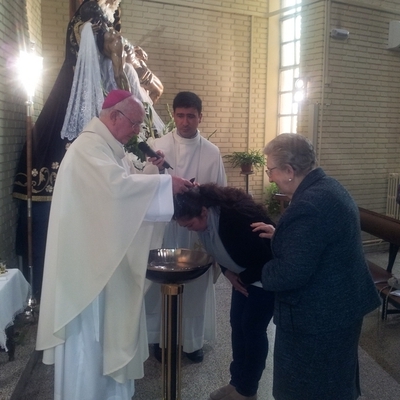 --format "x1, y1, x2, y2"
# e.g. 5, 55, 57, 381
0, 269, 30, 360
